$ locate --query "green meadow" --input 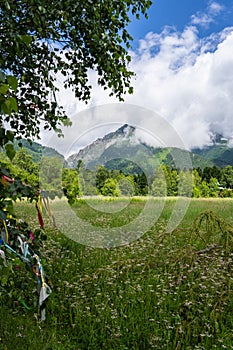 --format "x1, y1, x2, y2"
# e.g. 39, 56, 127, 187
1, 197, 233, 350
